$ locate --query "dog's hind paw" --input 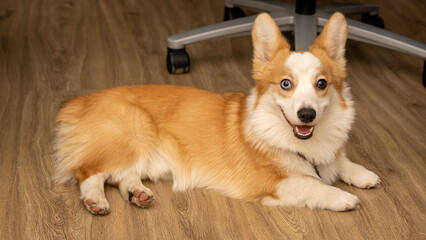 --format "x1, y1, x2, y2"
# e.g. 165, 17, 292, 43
84, 198, 110, 215
128, 190, 154, 208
